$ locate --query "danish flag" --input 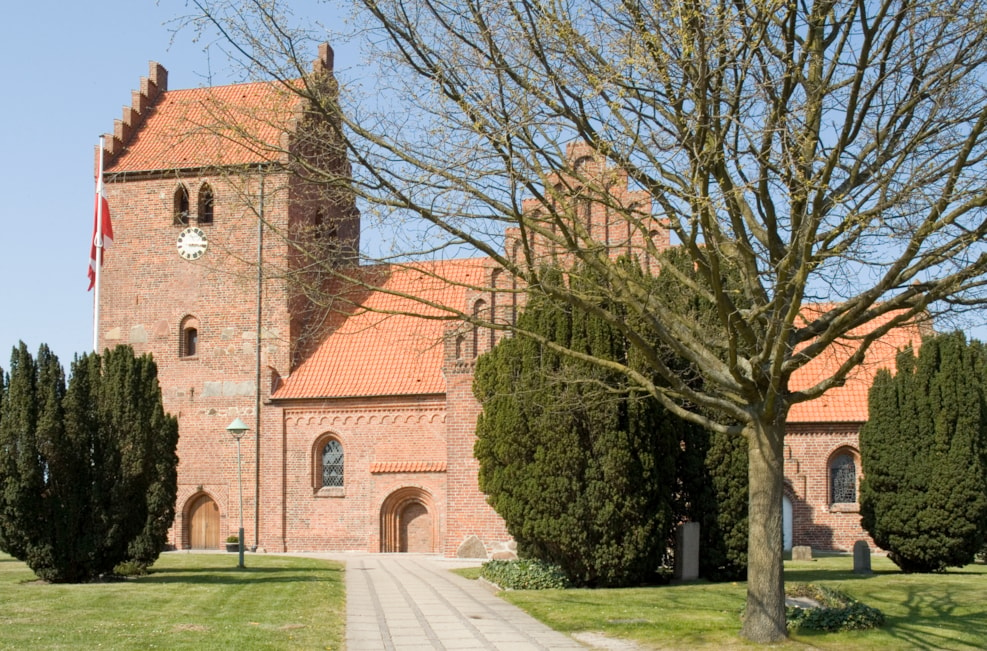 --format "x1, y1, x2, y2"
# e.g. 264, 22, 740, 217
87, 181, 113, 291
